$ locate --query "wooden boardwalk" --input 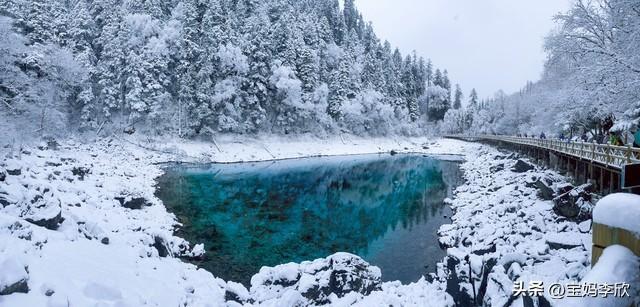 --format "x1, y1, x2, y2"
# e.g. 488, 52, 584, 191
446, 135, 640, 193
